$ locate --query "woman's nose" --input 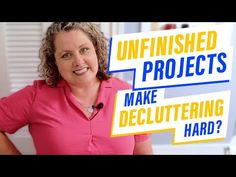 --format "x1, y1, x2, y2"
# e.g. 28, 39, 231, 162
73, 53, 83, 66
